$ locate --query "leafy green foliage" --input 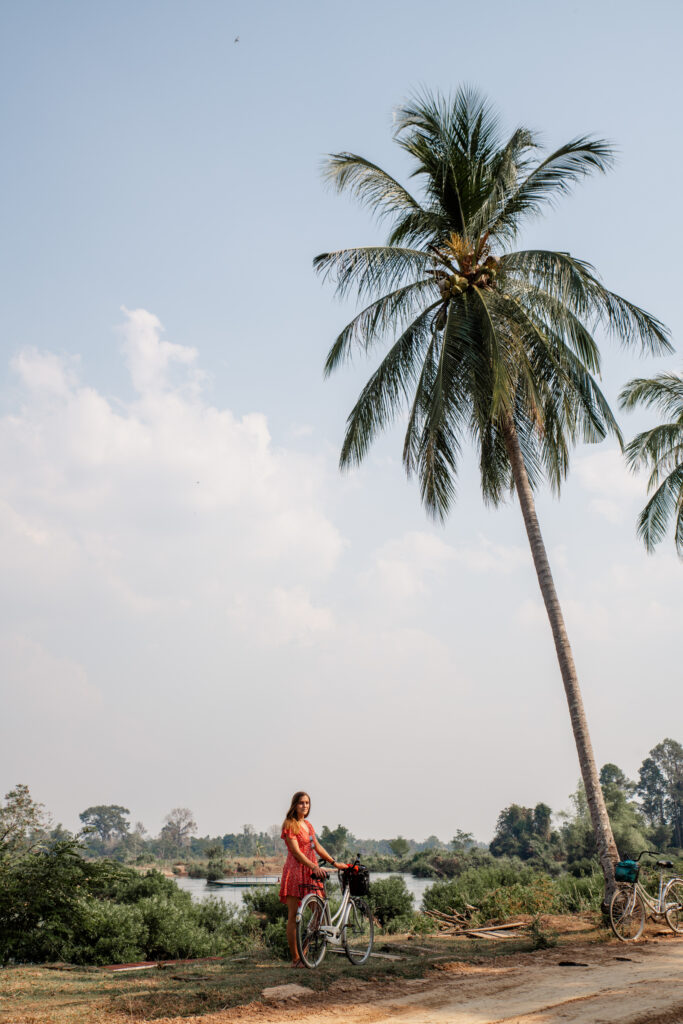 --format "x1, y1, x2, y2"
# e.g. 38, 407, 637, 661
319, 824, 355, 858
79, 805, 130, 844
317, 86, 670, 522
489, 803, 556, 860
0, 784, 51, 864
0, 841, 253, 965
423, 860, 558, 920
636, 739, 683, 846
369, 876, 414, 927
620, 373, 683, 554
389, 836, 411, 858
